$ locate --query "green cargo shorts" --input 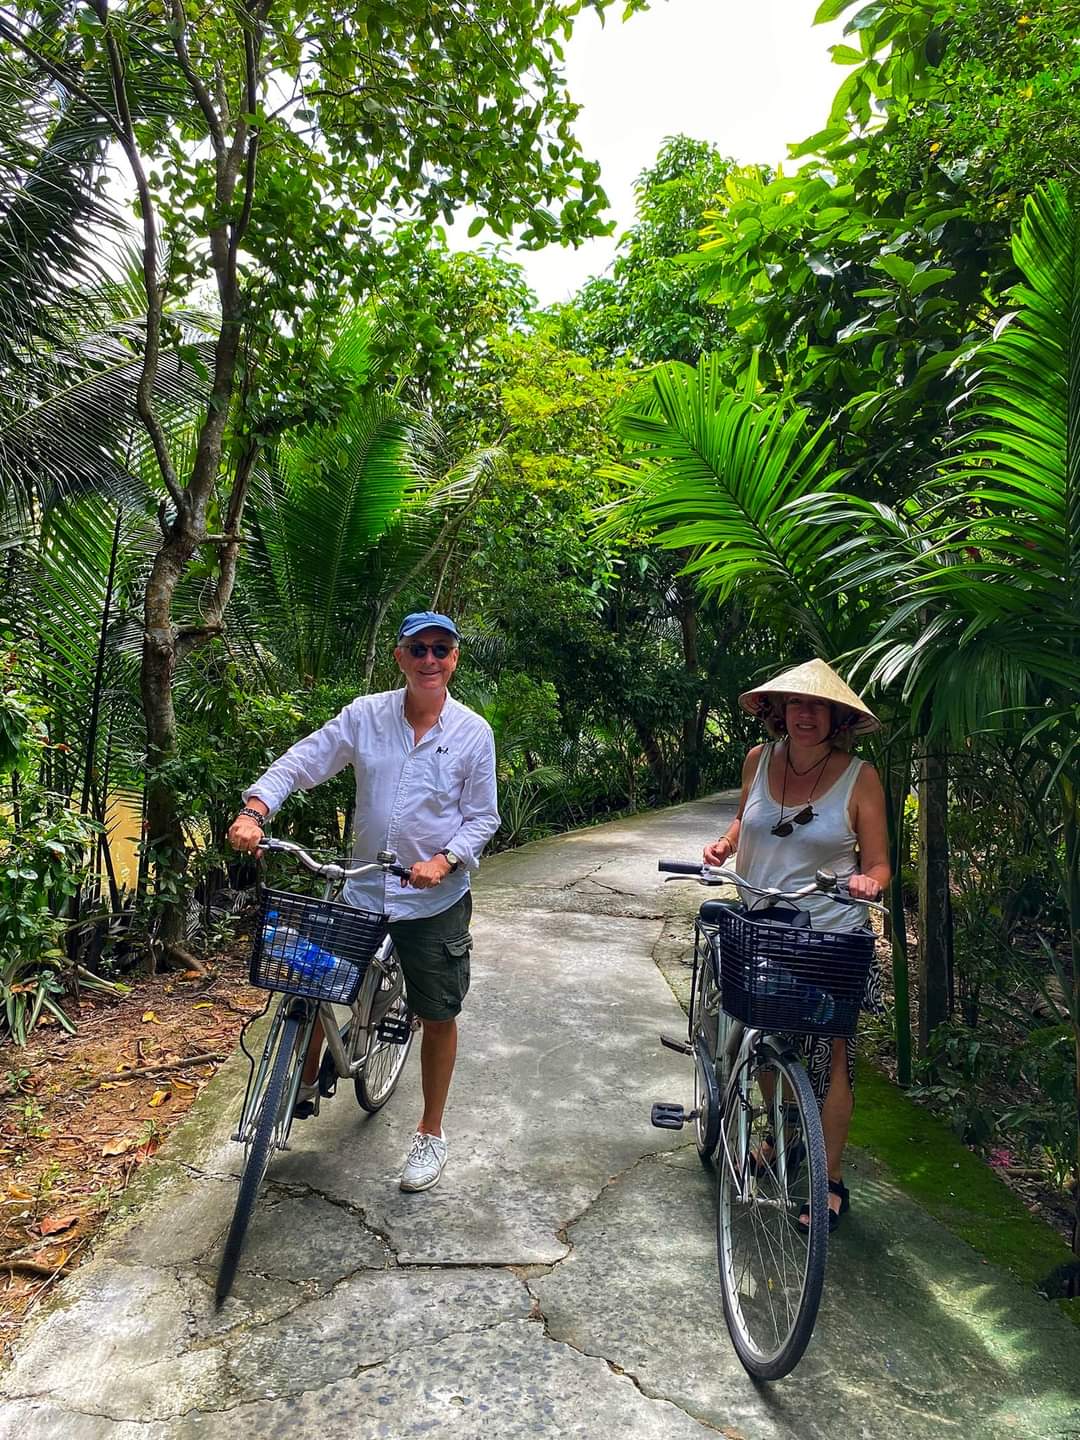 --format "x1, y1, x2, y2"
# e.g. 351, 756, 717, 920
388, 891, 473, 1023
